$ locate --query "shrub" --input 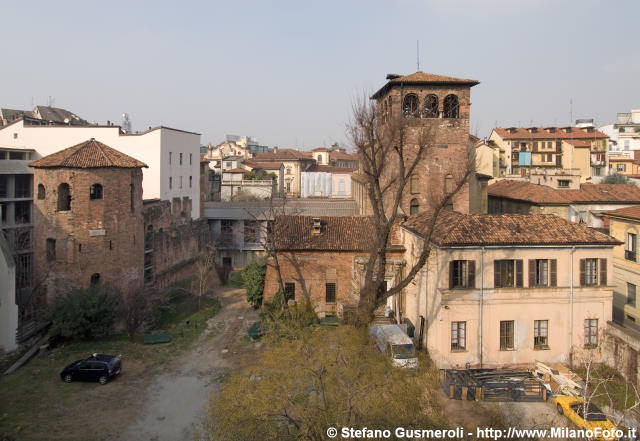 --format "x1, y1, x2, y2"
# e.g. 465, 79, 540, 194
49, 284, 118, 340
242, 258, 266, 308
602, 173, 635, 185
